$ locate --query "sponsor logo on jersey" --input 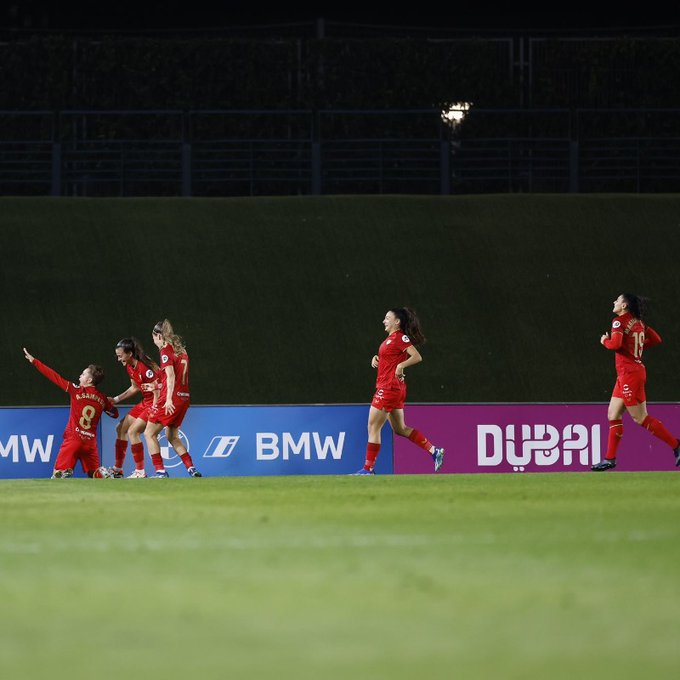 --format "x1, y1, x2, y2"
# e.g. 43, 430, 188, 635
402, 334, 410, 343
612, 320, 622, 329
162, 355, 169, 363
146, 369, 154, 378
